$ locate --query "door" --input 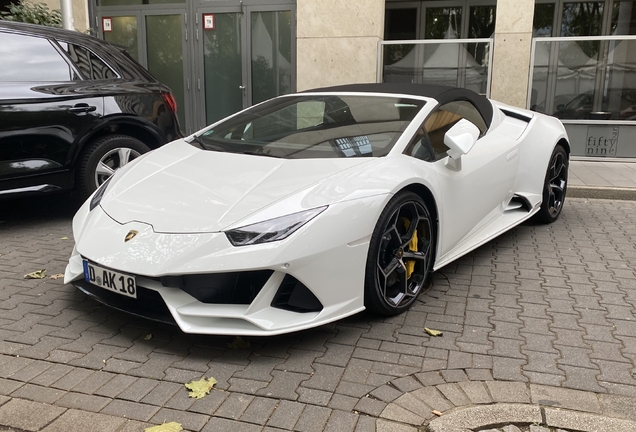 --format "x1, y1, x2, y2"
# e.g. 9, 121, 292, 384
419, 101, 519, 257
435, 129, 519, 256
101, 14, 142, 61
193, 5, 295, 130
98, 9, 190, 132
195, 7, 246, 127
143, 10, 189, 131
97, 4, 295, 133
